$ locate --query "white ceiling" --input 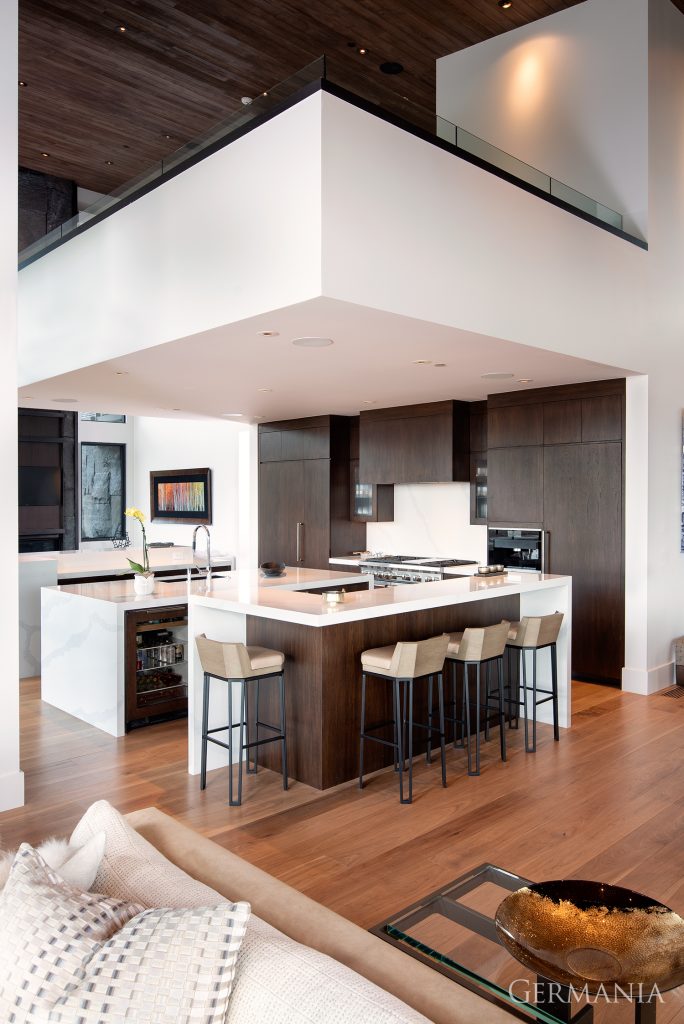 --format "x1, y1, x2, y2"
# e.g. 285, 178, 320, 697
17, 297, 635, 421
